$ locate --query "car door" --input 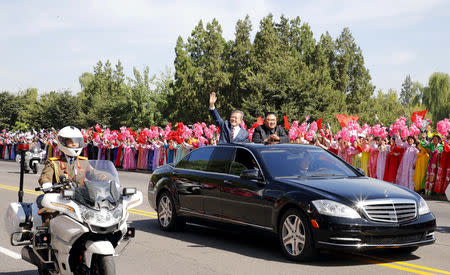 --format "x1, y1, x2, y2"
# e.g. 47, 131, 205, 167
220, 148, 273, 228
201, 146, 235, 216
172, 147, 214, 213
